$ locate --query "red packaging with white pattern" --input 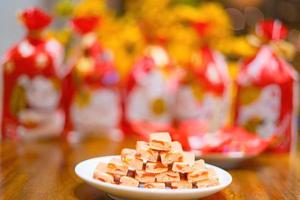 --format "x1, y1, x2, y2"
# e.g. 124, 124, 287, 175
1, 8, 65, 140
174, 21, 231, 132
234, 20, 298, 152
63, 15, 123, 141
